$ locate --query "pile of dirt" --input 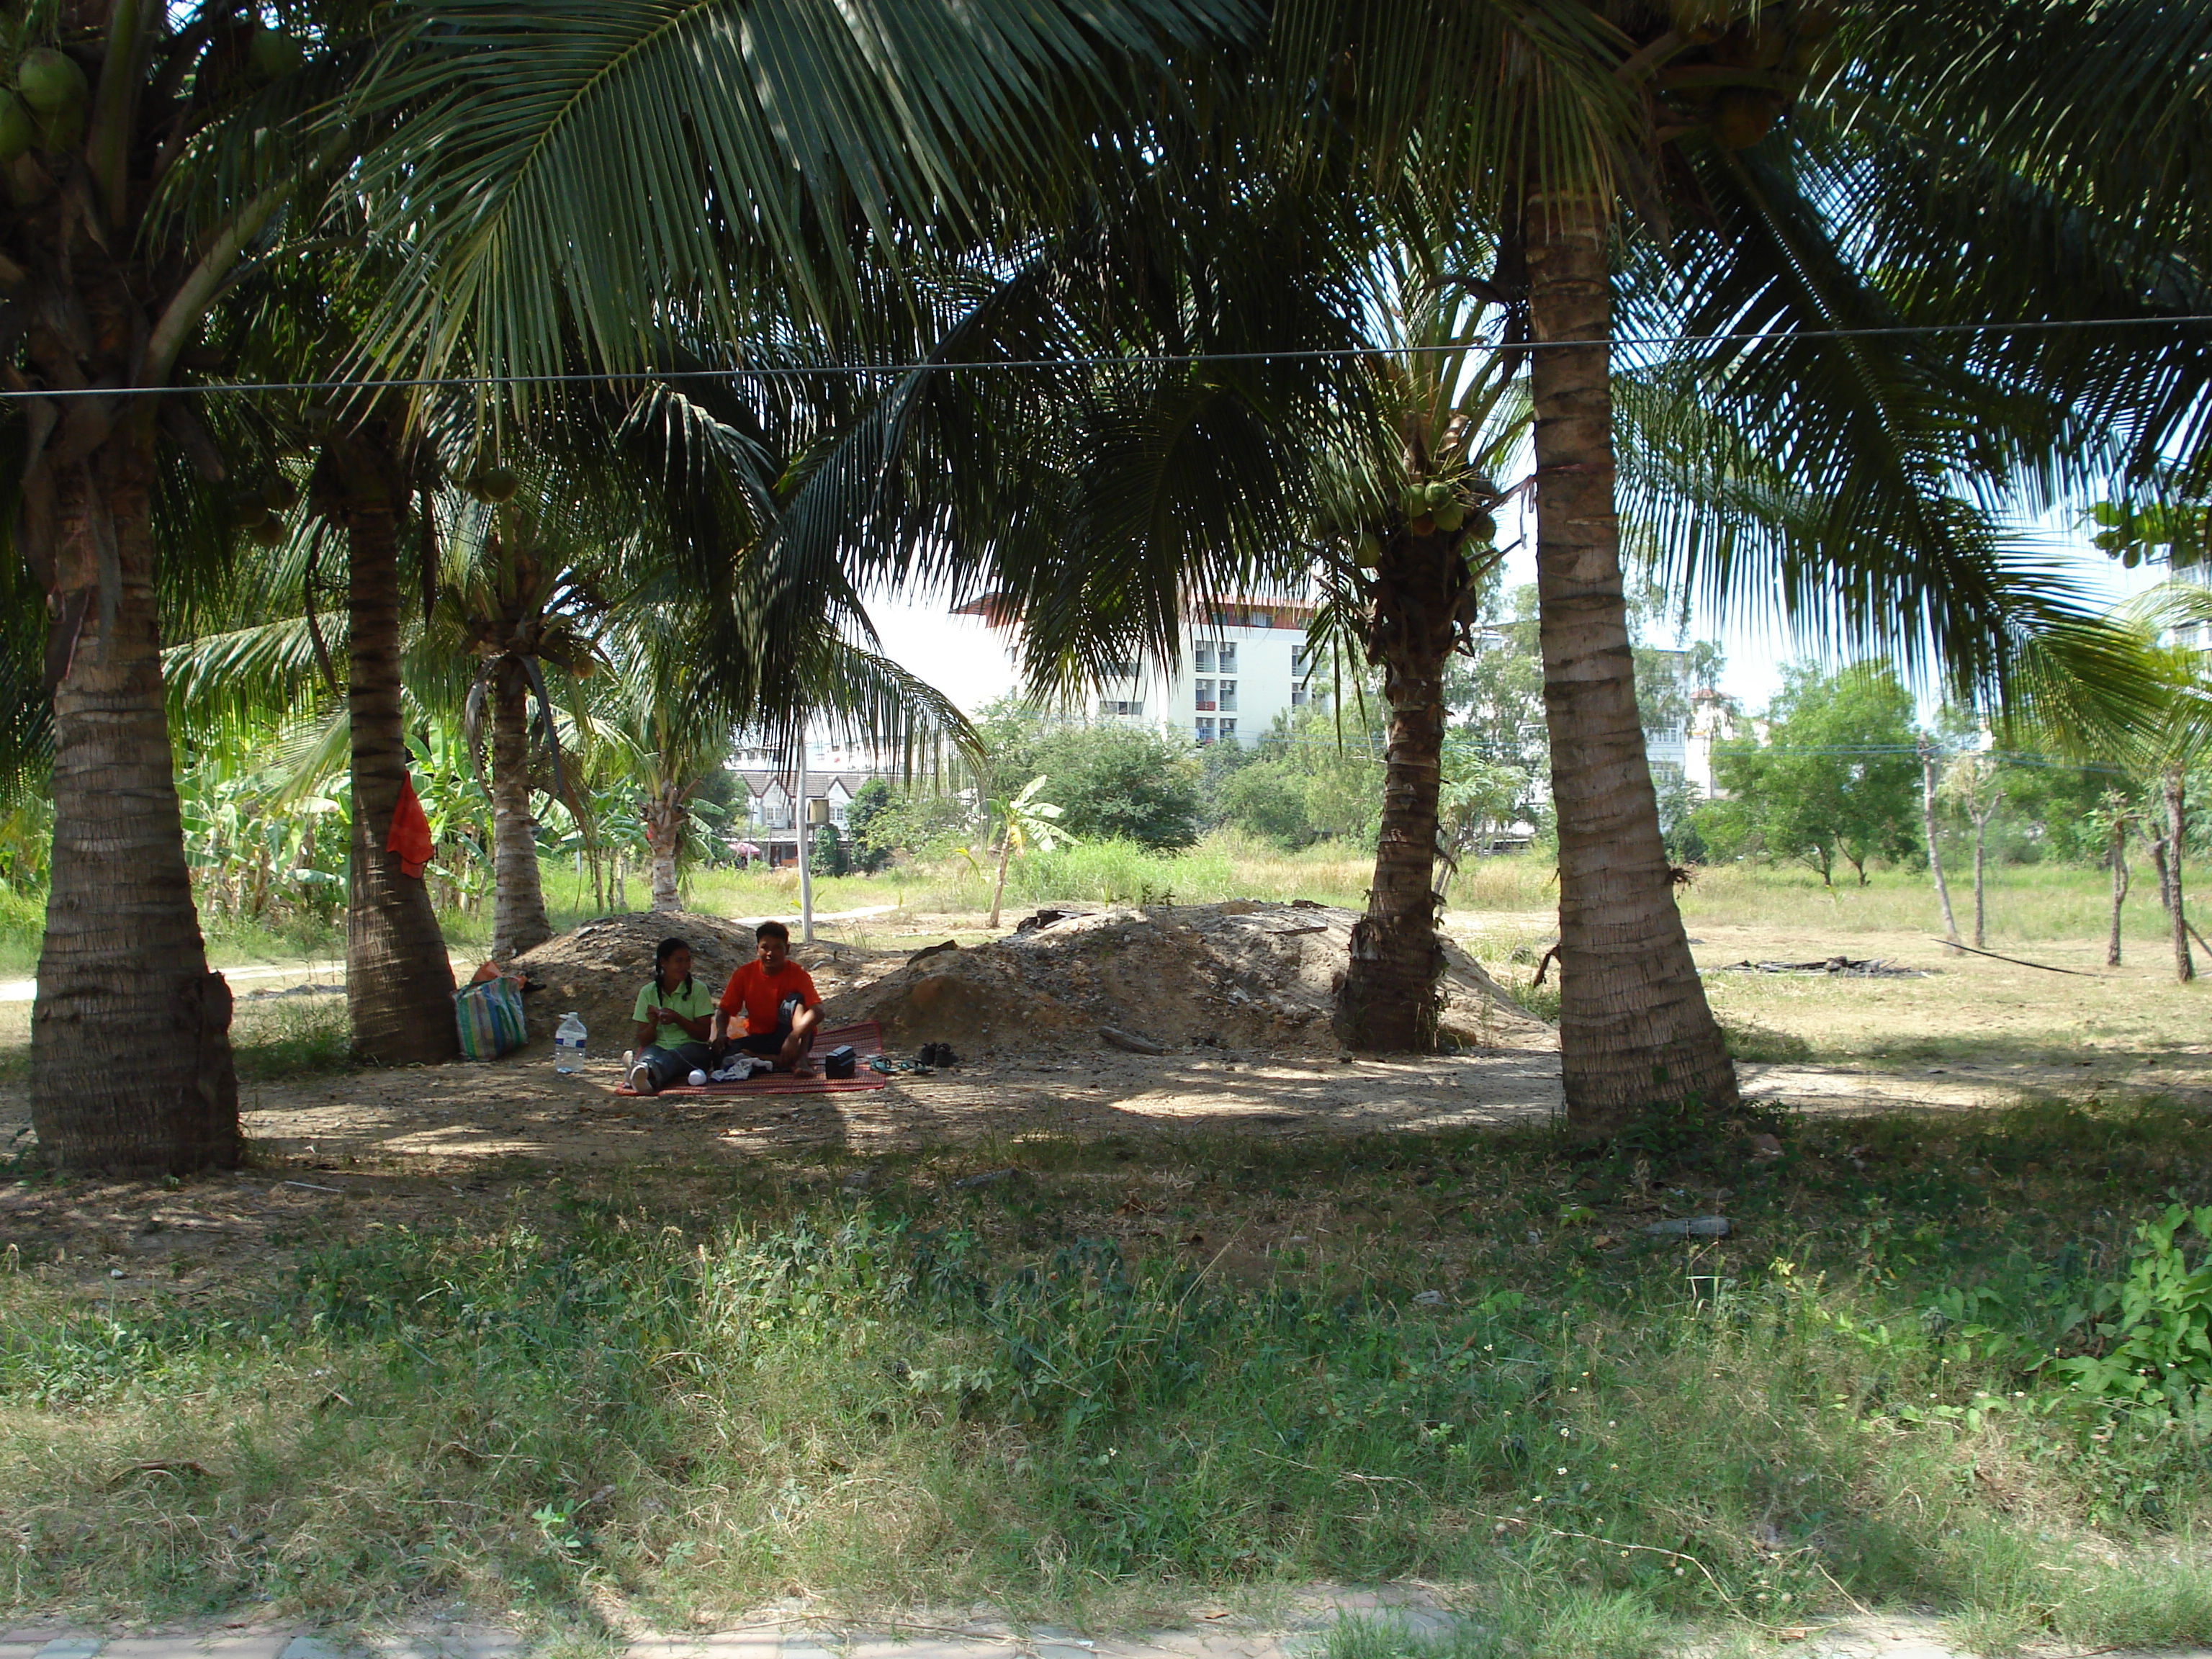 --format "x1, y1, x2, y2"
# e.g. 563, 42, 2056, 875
503, 902, 1549, 1064
822, 902, 1552, 1055
508, 912, 871, 1054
